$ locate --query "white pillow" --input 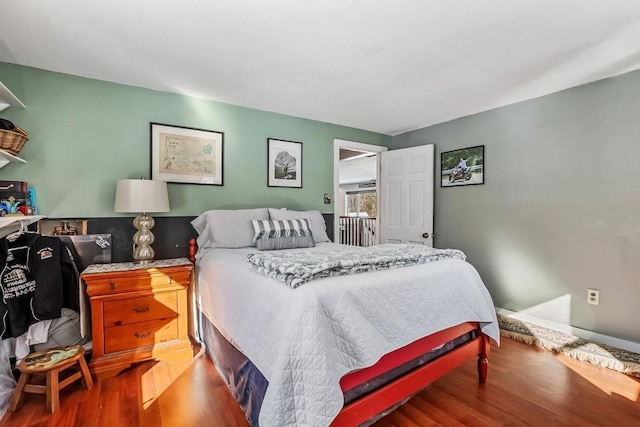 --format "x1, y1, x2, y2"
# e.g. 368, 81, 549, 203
268, 208, 331, 243
192, 208, 270, 249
